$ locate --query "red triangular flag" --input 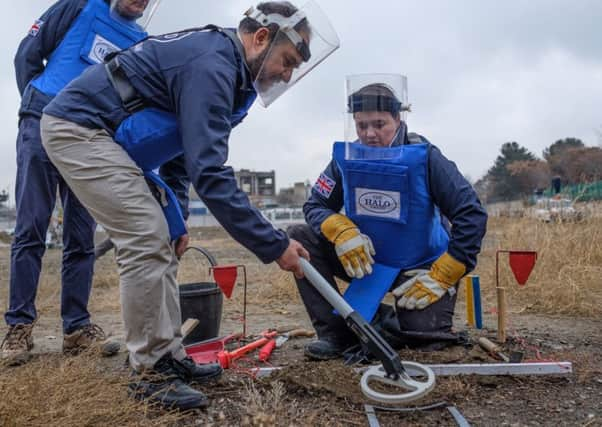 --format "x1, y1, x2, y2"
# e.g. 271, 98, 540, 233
212, 265, 238, 298
508, 251, 537, 286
